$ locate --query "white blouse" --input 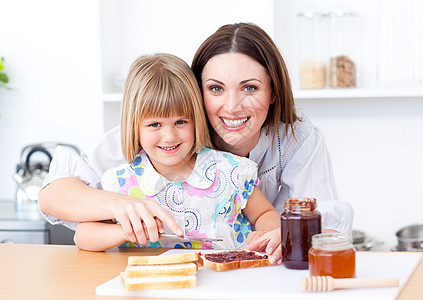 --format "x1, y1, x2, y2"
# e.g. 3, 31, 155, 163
41, 119, 353, 234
